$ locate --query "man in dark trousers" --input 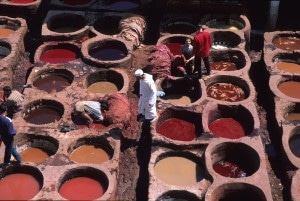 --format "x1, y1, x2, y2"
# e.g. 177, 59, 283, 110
0, 104, 22, 166
192, 24, 212, 78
